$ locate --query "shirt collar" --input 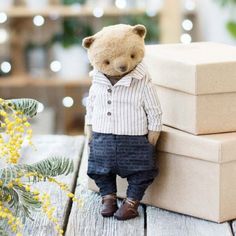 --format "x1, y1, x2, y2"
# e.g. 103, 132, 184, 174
89, 61, 147, 87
